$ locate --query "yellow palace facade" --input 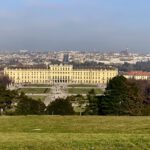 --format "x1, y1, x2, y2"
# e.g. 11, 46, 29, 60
4, 64, 118, 85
